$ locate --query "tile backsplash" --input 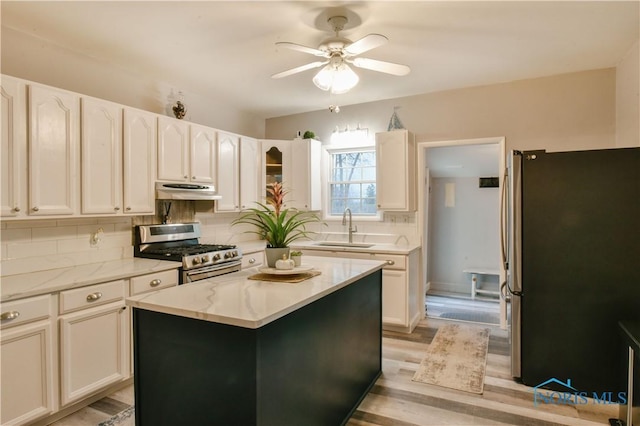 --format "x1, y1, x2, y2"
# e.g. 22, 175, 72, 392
0, 217, 135, 276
